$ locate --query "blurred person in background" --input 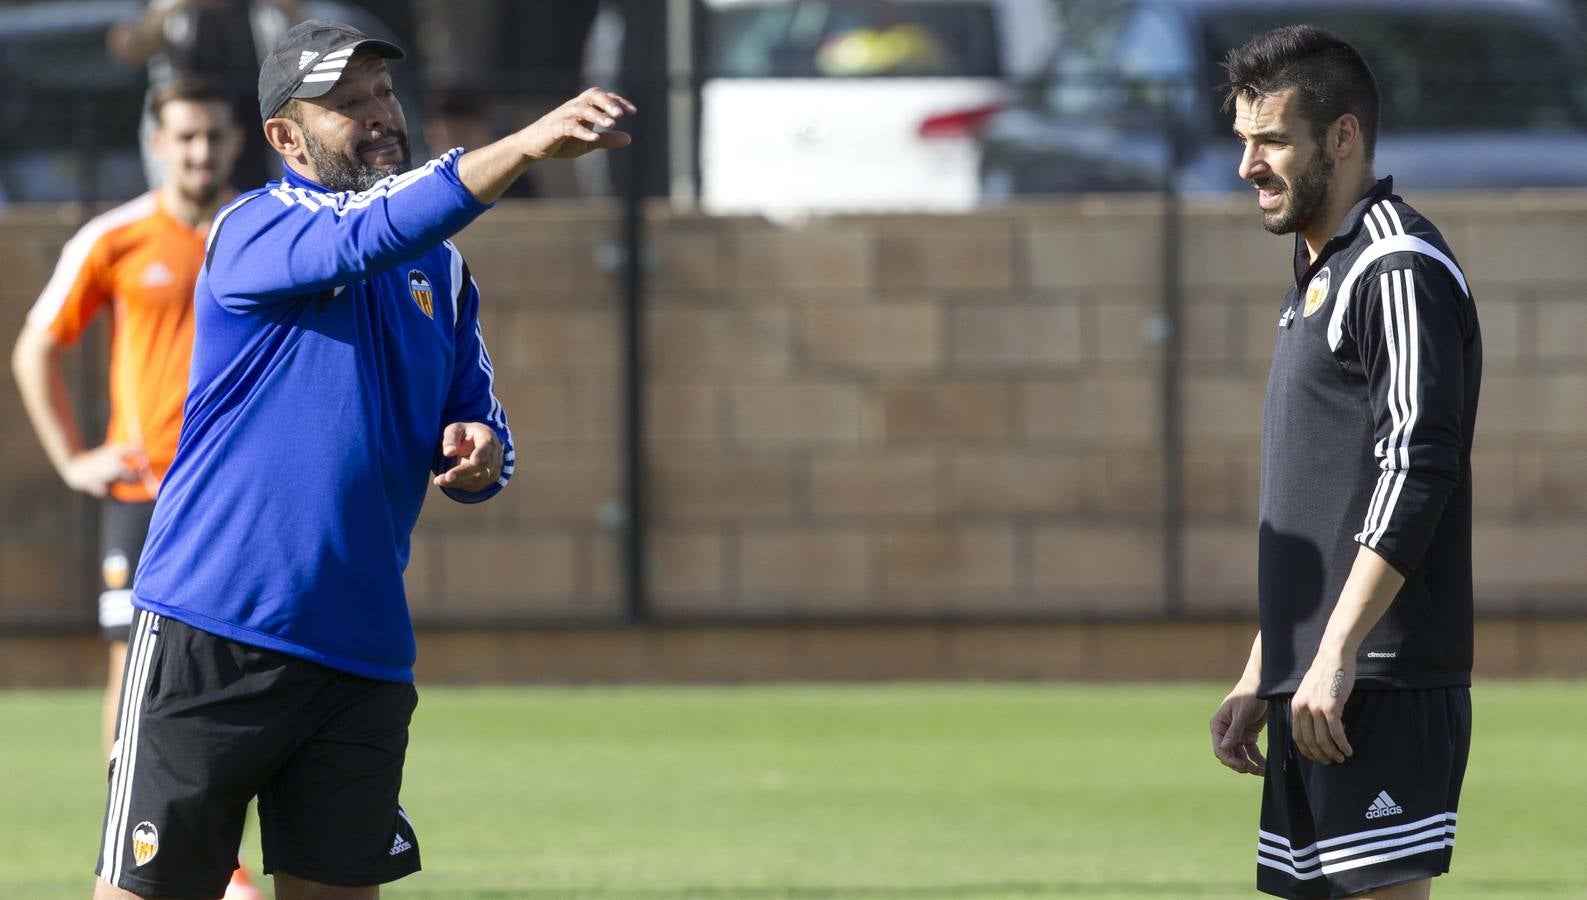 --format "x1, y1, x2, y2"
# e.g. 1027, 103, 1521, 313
1208, 25, 1482, 900
11, 78, 265, 899
91, 19, 632, 900
108, 0, 302, 190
